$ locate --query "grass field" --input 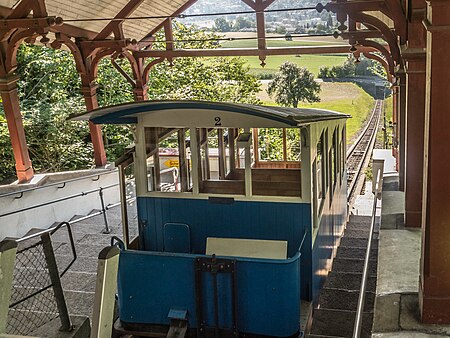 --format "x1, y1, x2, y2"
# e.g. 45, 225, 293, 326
245, 54, 347, 77
260, 82, 374, 142
305, 92, 374, 143
220, 37, 348, 76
